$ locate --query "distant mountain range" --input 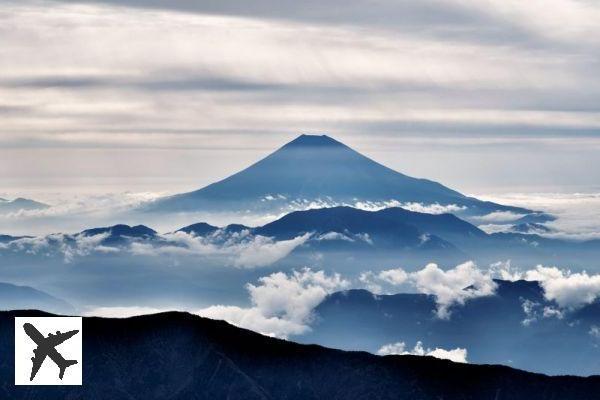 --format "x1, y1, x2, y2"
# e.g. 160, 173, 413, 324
3, 206, 599, 268
0, 282, 75, 314
175, 206, 599, 268
1, 310, 599, 399
0, 197, 49, 213
300, 279, 600, 376
144, 134, 538, 219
